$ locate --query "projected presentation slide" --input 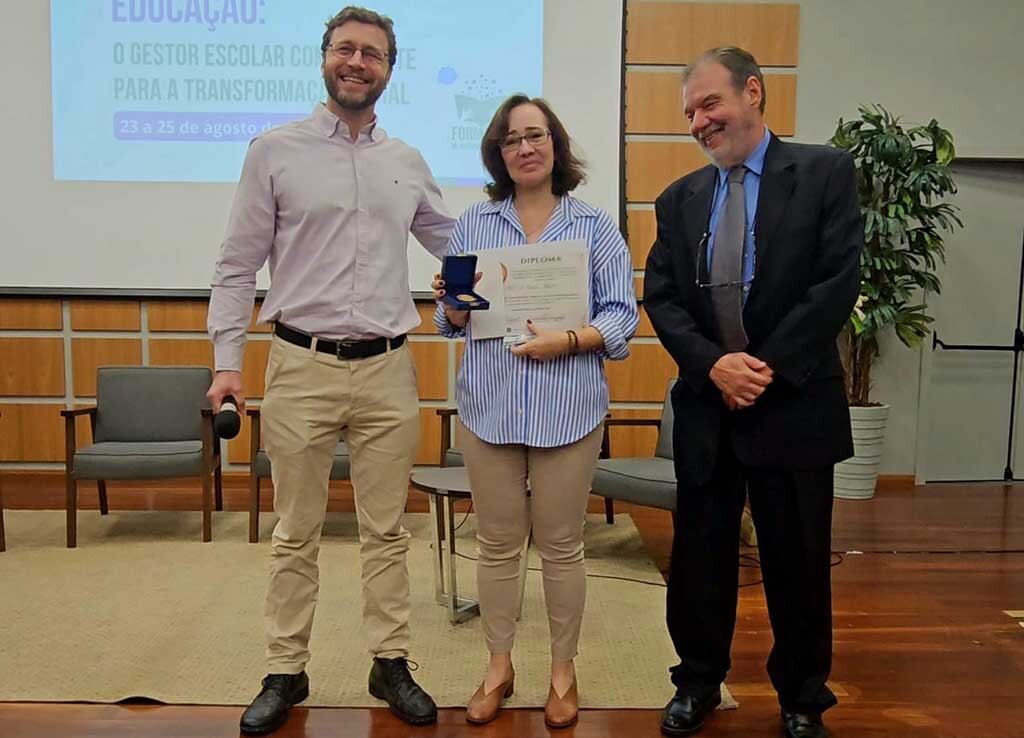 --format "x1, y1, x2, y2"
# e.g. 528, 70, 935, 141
51, 1, 542, 184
